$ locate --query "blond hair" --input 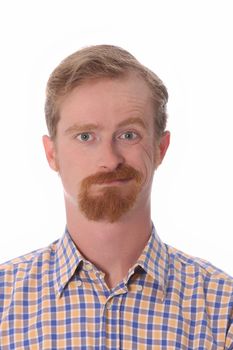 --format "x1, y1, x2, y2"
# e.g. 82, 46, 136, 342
45, 45, 168, 139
